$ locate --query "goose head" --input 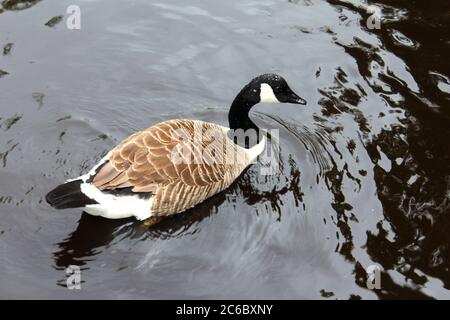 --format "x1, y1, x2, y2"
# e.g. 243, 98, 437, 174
241, 73, 307, 106
228, 73, 307, 134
